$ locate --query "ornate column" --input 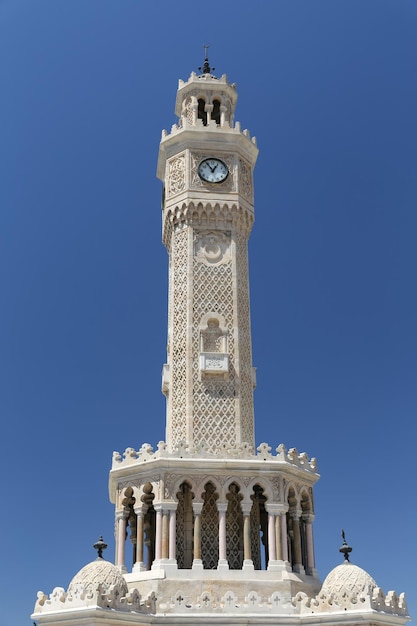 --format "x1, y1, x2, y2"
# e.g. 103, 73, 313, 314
192, 502, 203, 570
161, 510, 169, 560
265, 503, 288, 570
290, 510, 304, 573
160, 502, 178, 571
217, 503, 228, 570
152, 504, 163, 567
268, 511, 277, 562
303, 513, 317, 575
115, 511, 127, 571
275, 514, 282, 560
241, 502, 253, 570
281, 512, 289, 562
169, 508, 176, 561
133, 506, 146, 572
